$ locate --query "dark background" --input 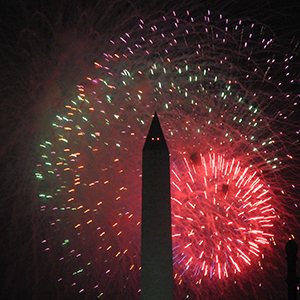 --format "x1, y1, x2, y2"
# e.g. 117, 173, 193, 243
0, 0, 299, 299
